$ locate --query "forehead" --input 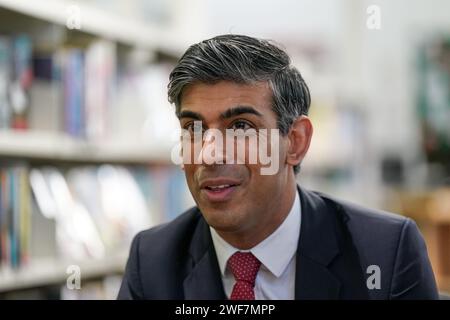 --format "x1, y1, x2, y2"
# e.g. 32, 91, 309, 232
180, 81, 273, 115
